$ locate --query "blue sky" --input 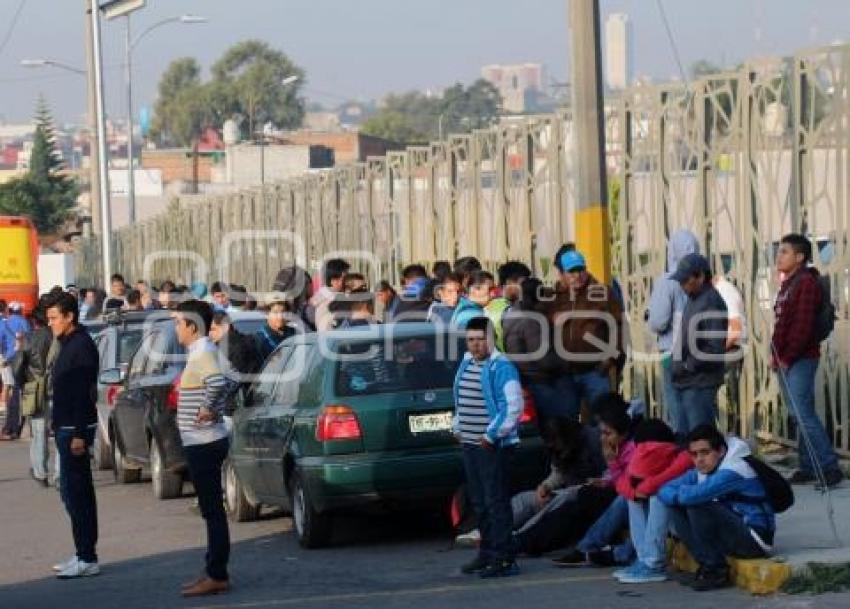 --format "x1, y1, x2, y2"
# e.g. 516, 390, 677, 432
0, 0, 848, 124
